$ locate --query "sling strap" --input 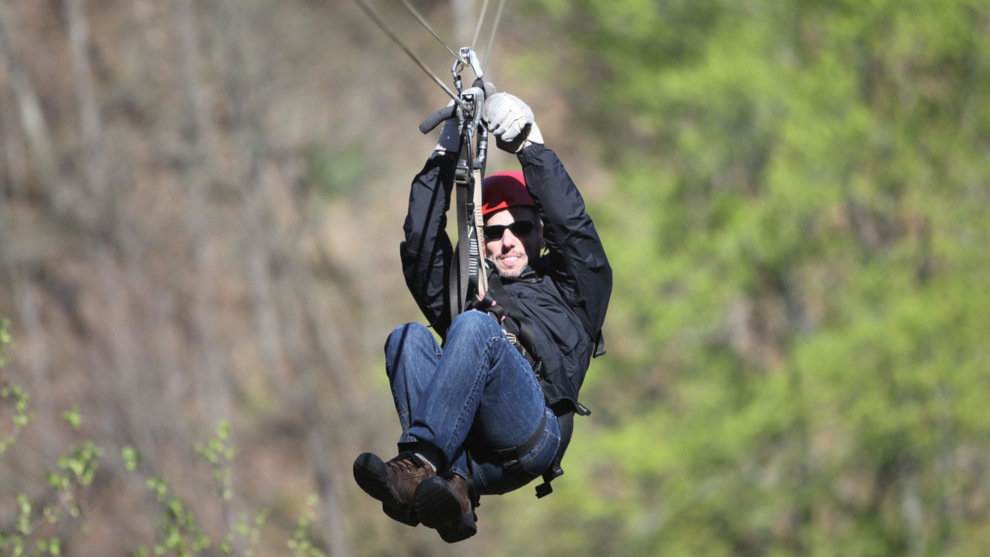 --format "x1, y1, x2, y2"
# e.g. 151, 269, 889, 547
489, 409, 547, 468
479, 273, 577, 498
445, 77, 490, 321
480, 273, 536, 362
